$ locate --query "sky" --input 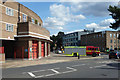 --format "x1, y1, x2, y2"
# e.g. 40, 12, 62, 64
16, 1, 119, 35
